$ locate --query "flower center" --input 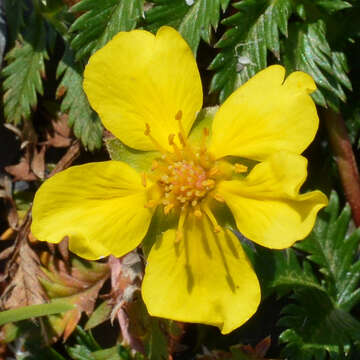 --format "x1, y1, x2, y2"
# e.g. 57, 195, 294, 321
160, 158, 216, 213
143, 110, 248, 240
